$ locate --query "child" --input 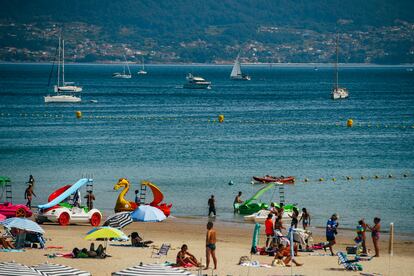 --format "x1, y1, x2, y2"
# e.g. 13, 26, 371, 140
299, 208, 311, 230
265, 213, 274, 248
273, 243, 303, 267
368, 217, 381, 257
355, 219, 367, 255
289, 207, 299, 228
